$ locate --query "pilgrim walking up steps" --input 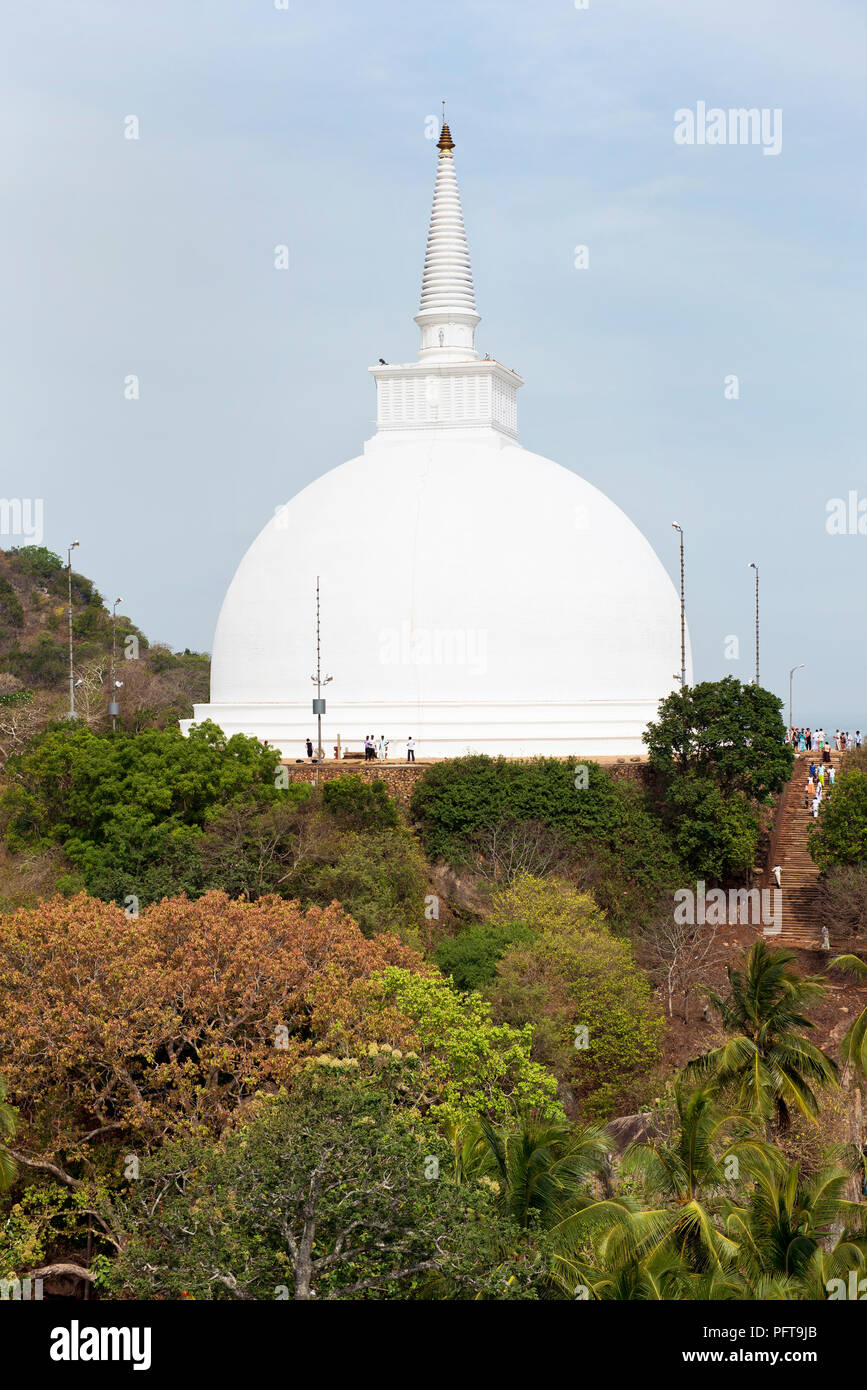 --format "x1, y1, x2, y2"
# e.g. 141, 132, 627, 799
767, 750, 846, 949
